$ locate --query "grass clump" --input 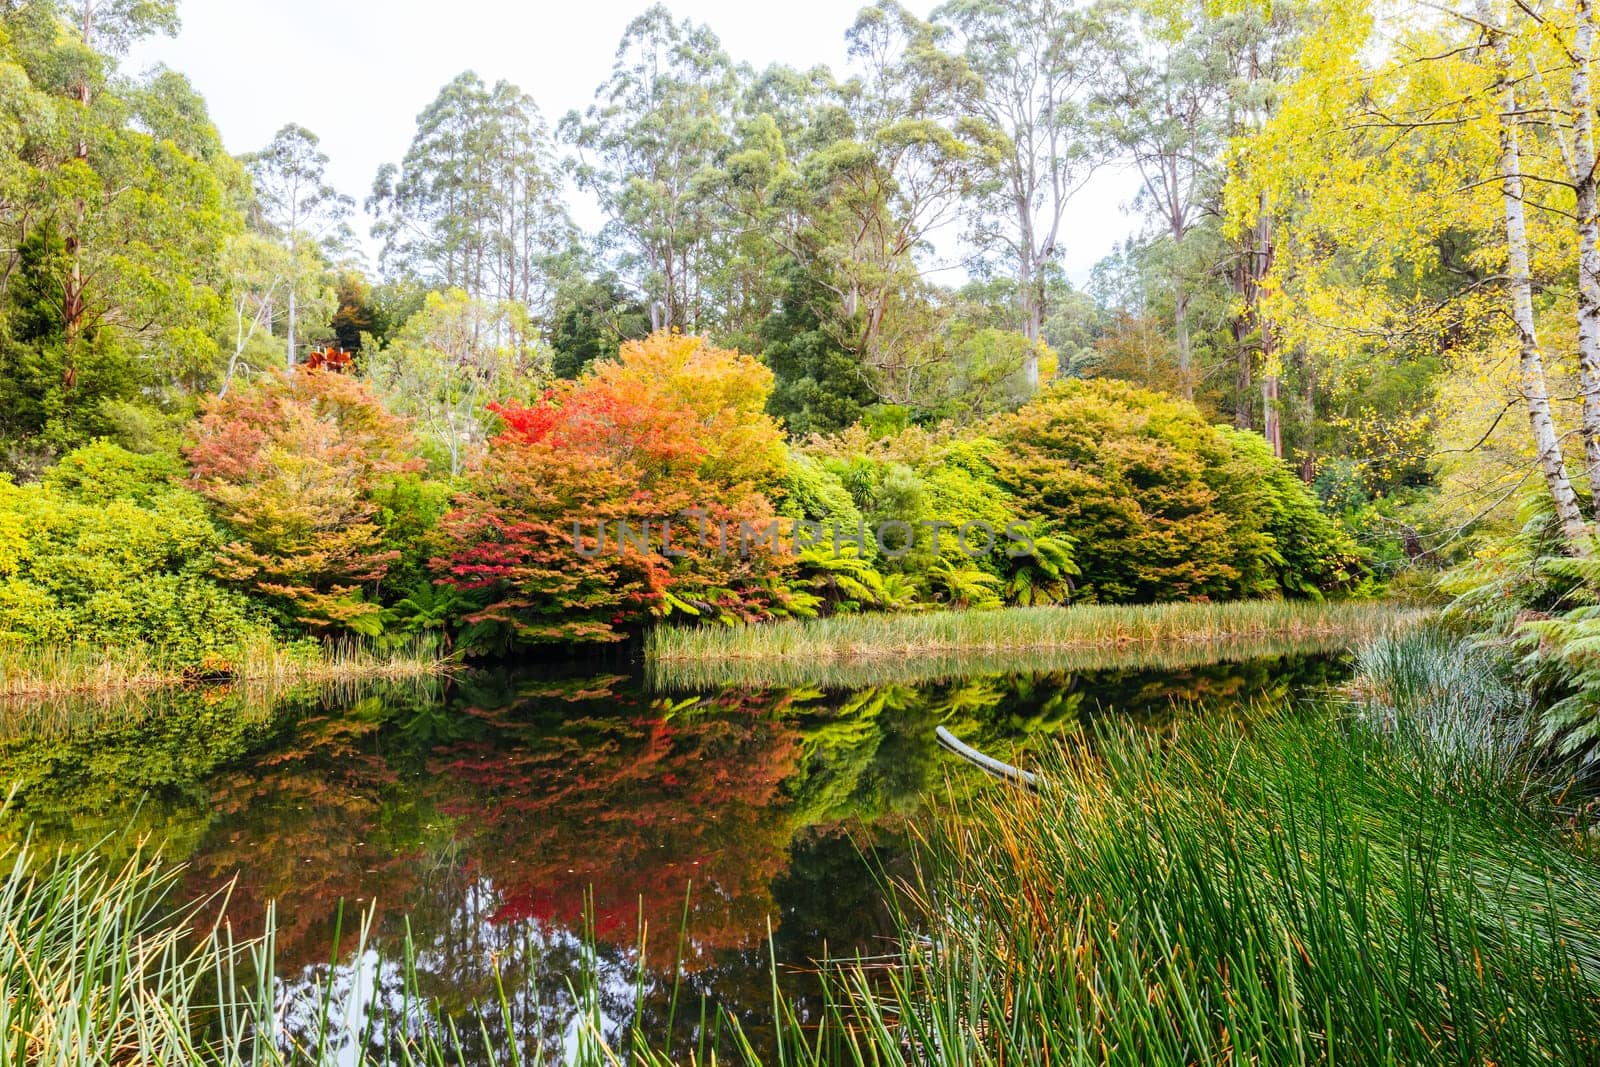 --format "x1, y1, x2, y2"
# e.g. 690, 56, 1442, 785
1351, 625, 1537, 793
0, 633, 450, 701
650, 599, 1420, 668
651, 630, 1366, 691
777, 706, 1600, 1065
